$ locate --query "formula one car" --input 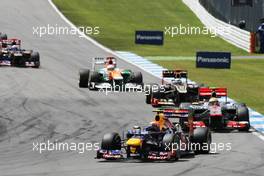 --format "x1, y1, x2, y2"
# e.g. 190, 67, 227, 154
146, 70, 200, 107
179, 87, 250, 131
0, 39, 40, 68
79, 57, 143, 90
0, 33, 7, 40
96, 108, 212, 161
